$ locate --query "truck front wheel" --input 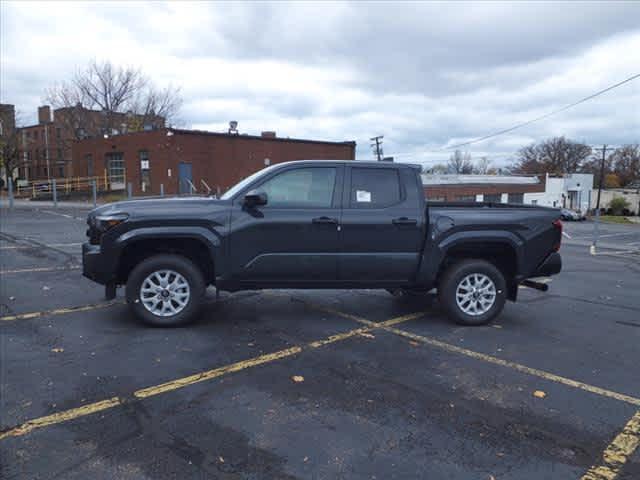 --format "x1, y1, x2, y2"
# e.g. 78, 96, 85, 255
125, 254, 205, 326
438, 259, 506, 326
